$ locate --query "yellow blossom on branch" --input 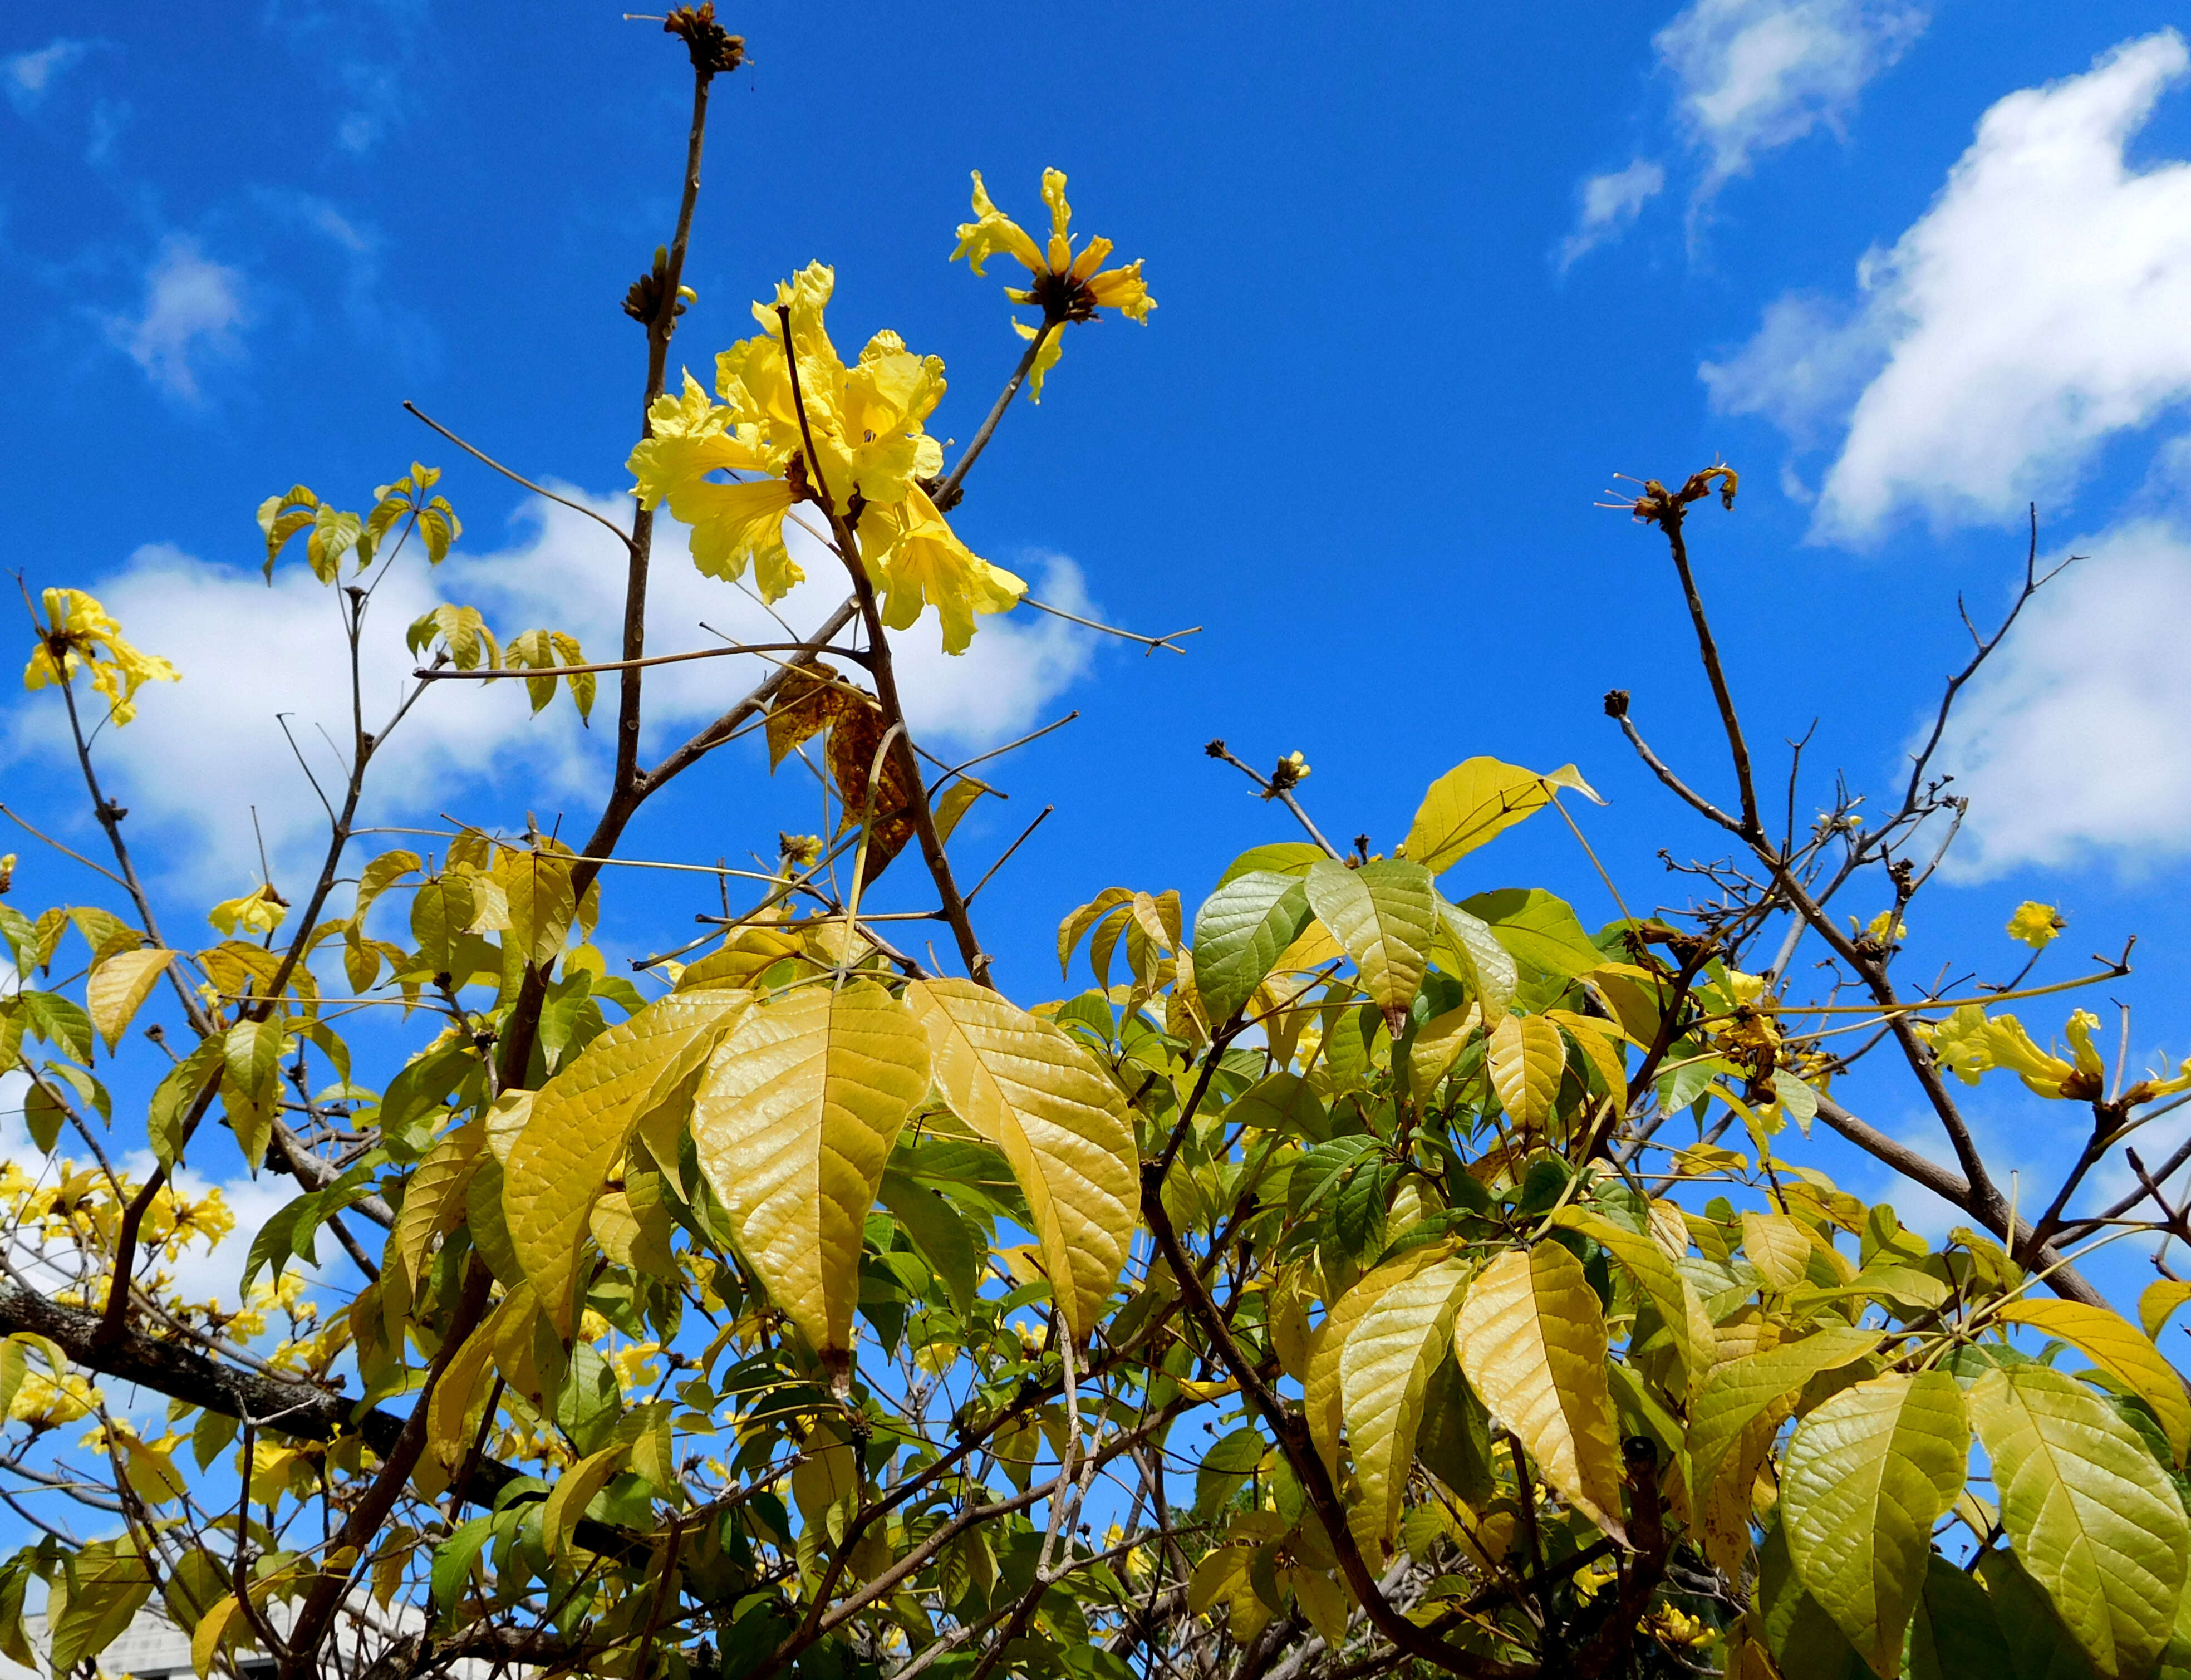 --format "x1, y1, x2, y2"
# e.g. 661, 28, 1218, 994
2007, 900, 2067, 949
210, 882, 289, 937
23, 588, 179, 725
952, 168, 1155, 400
627, 262, 1025, 652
